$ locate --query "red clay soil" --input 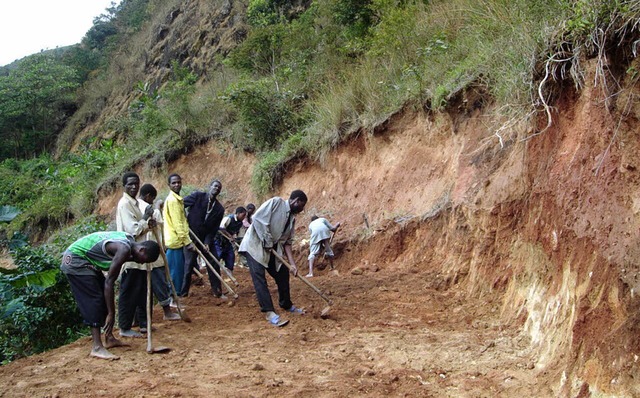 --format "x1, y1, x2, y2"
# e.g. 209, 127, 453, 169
0, 121, 550, 397
2, 61, 640, 397
0, 262, 544, 398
